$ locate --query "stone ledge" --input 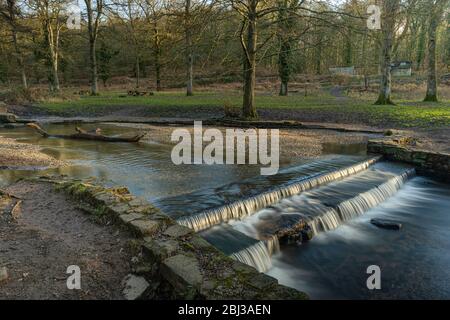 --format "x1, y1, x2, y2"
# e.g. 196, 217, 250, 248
368, 139, 450, 182
38, 176, 308, 300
